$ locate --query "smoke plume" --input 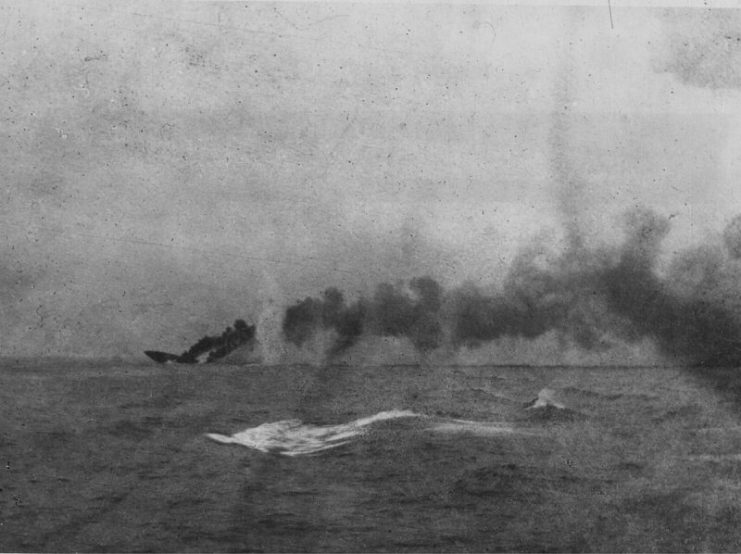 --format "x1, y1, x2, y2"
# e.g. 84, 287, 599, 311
282, 208, 741, 367
282, 276, 443, 357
